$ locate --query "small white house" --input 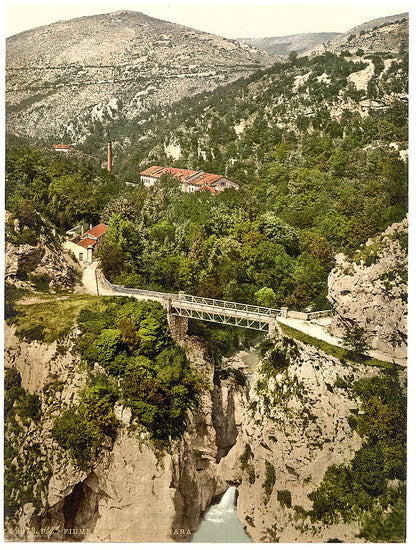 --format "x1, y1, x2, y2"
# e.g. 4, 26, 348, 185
53, 144, 74, 153
64, 223, 108, 263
